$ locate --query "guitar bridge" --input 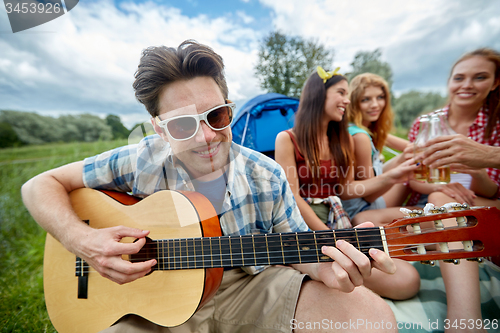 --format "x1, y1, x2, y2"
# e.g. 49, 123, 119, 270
75, 220, 89, 299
